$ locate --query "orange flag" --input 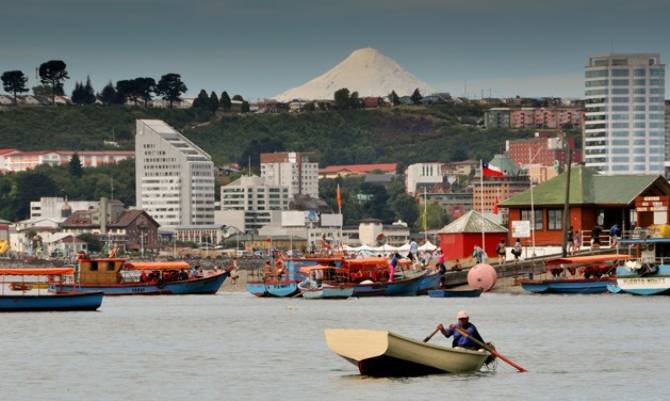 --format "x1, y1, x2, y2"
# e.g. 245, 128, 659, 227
336, 184, 342, 211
